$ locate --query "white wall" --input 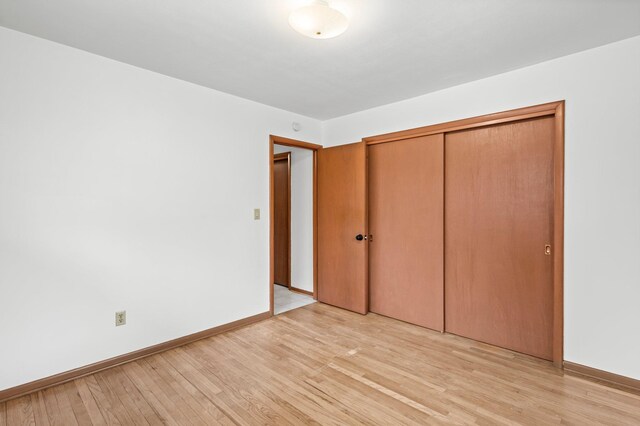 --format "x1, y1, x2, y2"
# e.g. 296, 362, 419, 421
323, 36, 640, 380
0, 27, 321, 391
274, 145, 314, 293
